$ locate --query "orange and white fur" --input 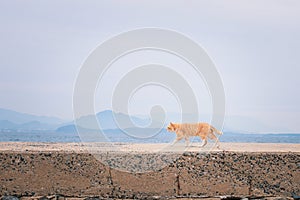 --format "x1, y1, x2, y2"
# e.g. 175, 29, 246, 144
167, 122, 222, 148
